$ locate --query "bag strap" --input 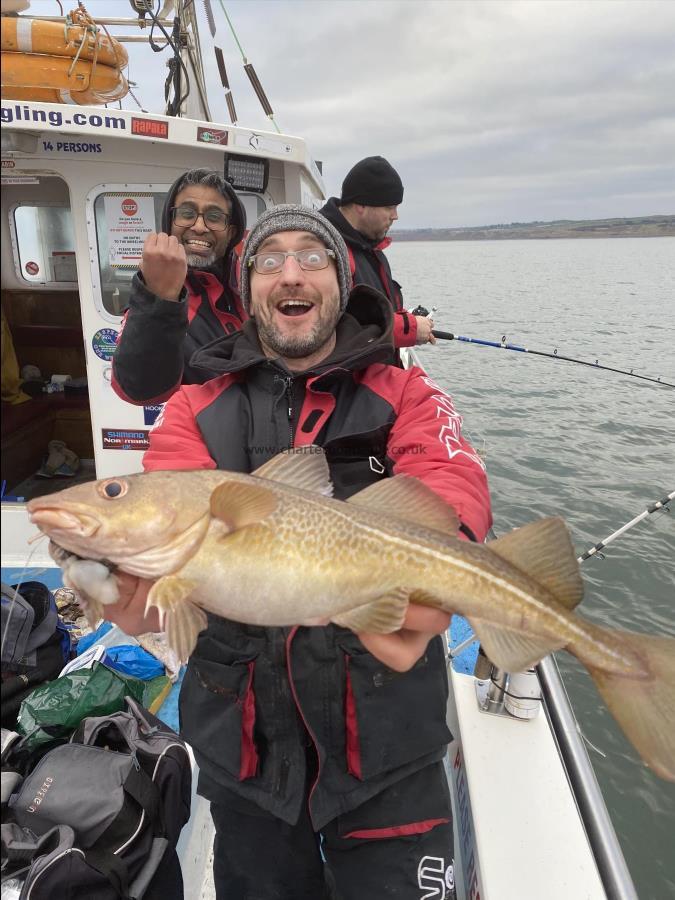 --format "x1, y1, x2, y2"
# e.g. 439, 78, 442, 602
85, 847, 131, 899
123, 759, 160, 827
